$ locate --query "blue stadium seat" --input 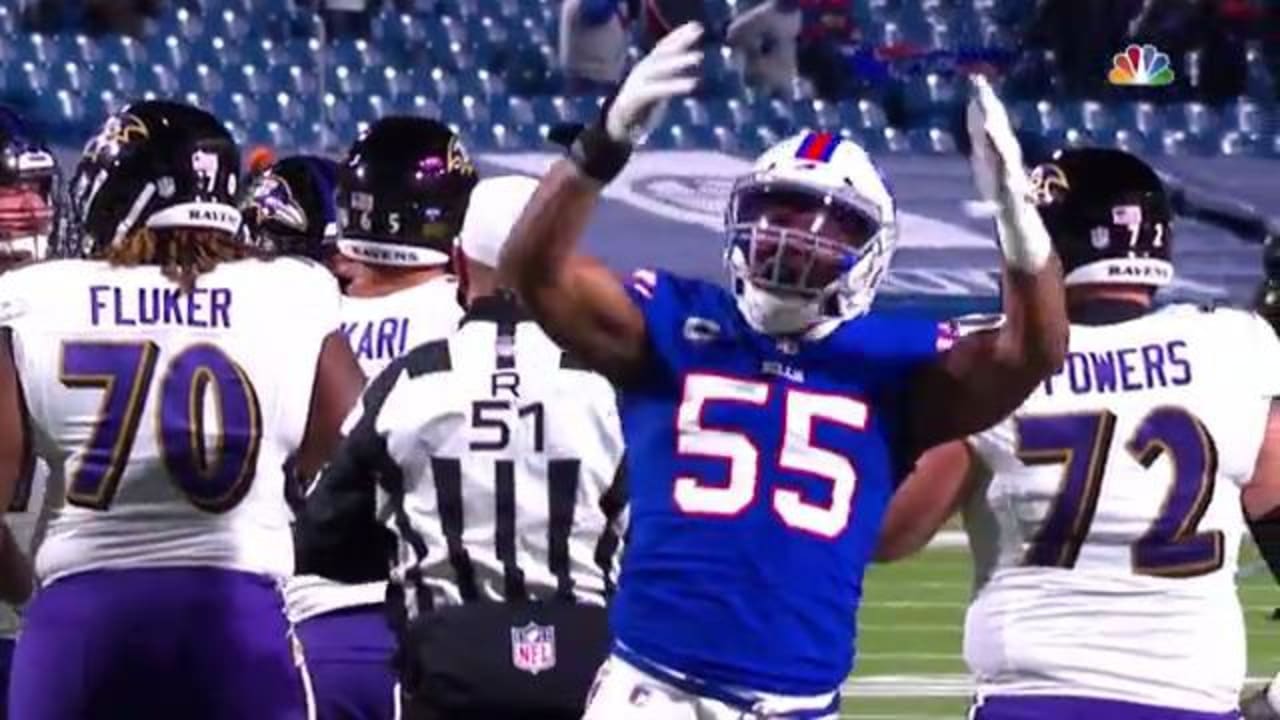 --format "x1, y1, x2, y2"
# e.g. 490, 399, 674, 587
196, 37, 233, 71
67, 34, 103, 65
1229, 100, 1271, 136
361, 95, 397, 122
881, 127, 912, 154
86, 90, 128, 123
101, 35, 148, 67
1124, 101, 1164, 139
92, 63, 138, 96
368, 66, 413, 100
179, 63, 224, 96
1246, 42, 1275, 100
330, 65, 366, 96
147, 35, 188, 71
811, 100, 843, 131
515, 16, 551, 46
408, 94, 442, 119
1110, 128, 1152, 156
220, 118, 249, 149
321, 93, 354, 130
1160, 129, 1198, 156
854, 99, 889, 132
672, 98, 712, 129
9, 62, 48, 96
1076, 101, 1115, 136
171, 7, 205, 41
53, 89, 84, 126
137, 64, 180, 96
1060, 128, 1093, 150
221, 91, 258, 124
476, 15, 510, 48
0, 6, 14, 36
1217, 130, 1261, 157
744, 126, 784, 156
1175, 102, 1221, 142
503, 97, 537, 128
21, 34, 57, 66
267, 64, 316, 97
529, 96, 576, 125
487, 123, 539, 151
909, 127, 957, 154
426, 67, 461, 101
382, 13, 428, 44
441, 95, 491, 126
261, 121, 295, 150
214, 8, 251, 42
712, 126, 742, 155
650, 124, 715, 151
